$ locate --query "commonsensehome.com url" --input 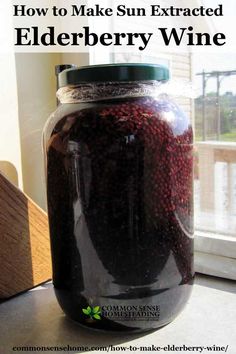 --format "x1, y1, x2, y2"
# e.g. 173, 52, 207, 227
12, 344, 229, 353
